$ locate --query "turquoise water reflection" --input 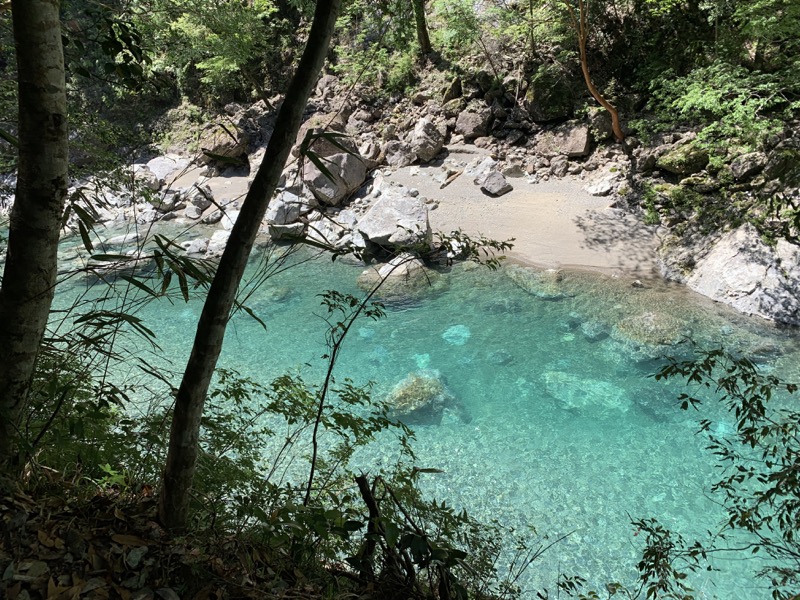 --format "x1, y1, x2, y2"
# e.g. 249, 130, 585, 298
57, 240, 800, 598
